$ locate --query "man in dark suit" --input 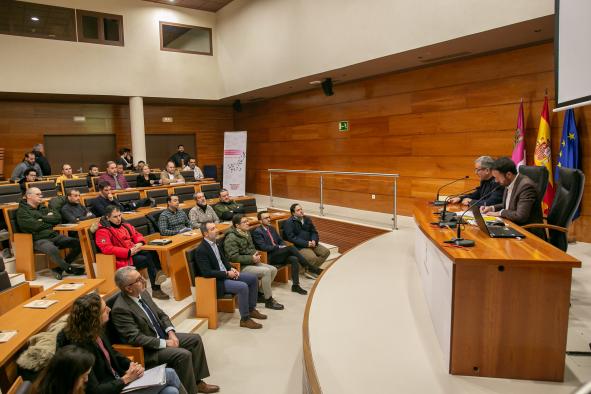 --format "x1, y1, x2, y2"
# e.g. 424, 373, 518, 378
110, 266, 219, 393
282, 203, 330, 275
448, 155, 504, 206
481, 156, 544, 237
193, 222, 267, 329
252, 211, 321, 295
